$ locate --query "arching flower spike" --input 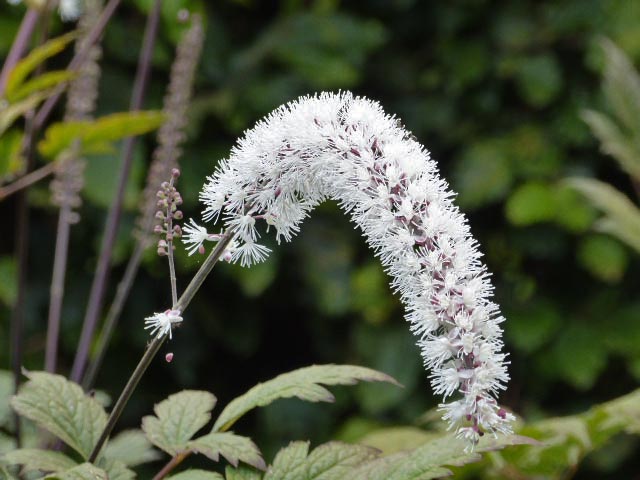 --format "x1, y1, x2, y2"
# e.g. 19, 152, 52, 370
196, 92, 514, 445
